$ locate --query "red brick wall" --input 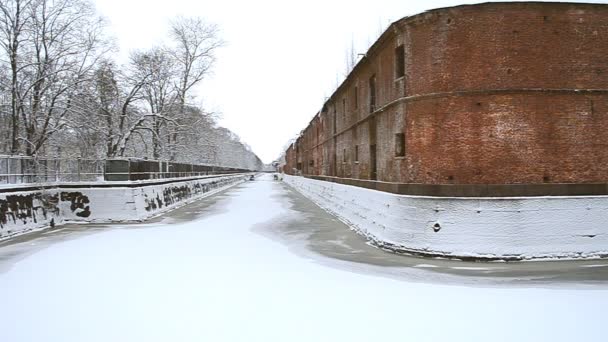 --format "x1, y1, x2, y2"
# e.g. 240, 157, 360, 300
405, 3, 608, 96
285, 2, 608, 185
406, 93, 608, 184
